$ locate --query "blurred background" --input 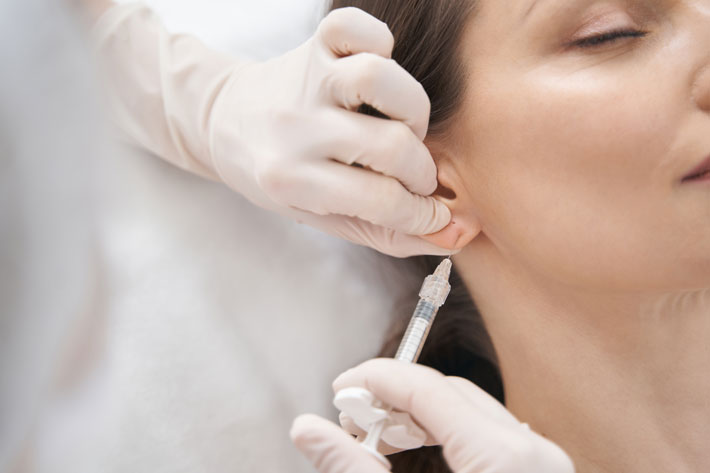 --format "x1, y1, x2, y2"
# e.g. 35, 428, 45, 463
0, 1, 419, 472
